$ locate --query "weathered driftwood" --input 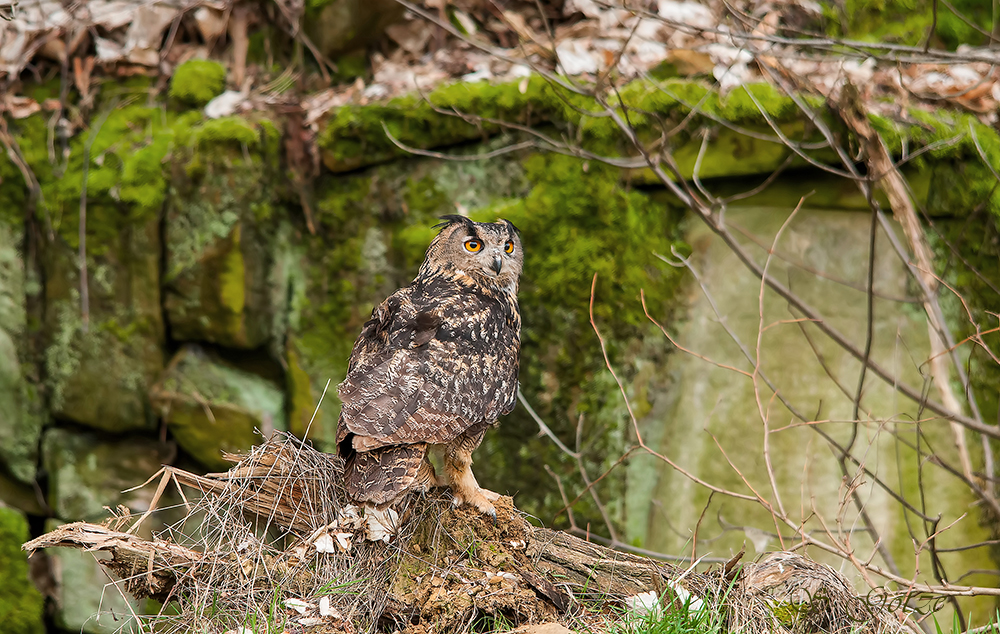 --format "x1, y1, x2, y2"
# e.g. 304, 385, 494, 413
23, 522, 203, 602
526, 527, 700, 598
